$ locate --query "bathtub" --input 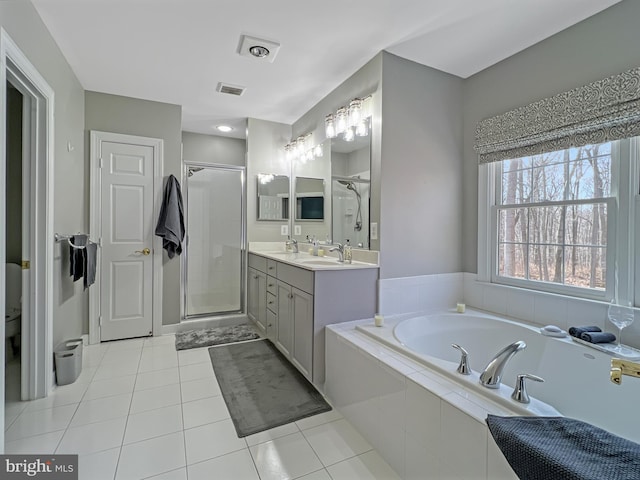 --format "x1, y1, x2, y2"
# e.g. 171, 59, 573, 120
356, 309, 640, 444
